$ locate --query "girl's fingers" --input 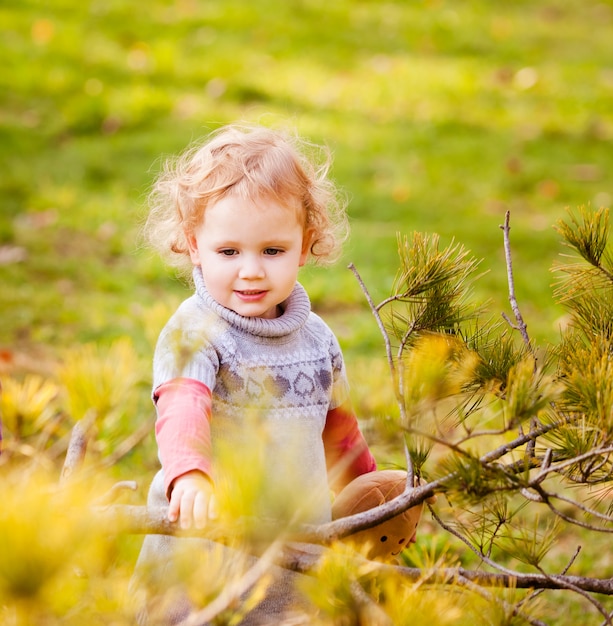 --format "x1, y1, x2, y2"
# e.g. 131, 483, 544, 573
167, 476, 214, 529
208, 494, 218, 520
179, 491, 196, 529
193, 491, 209, 529
168, 491, 181, 523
